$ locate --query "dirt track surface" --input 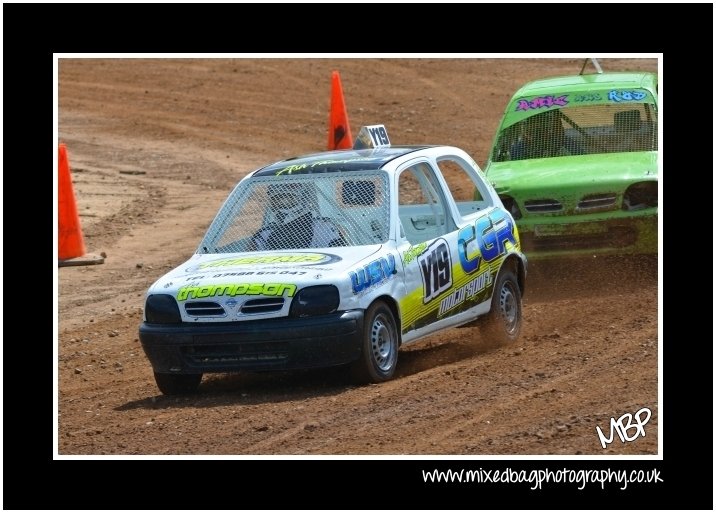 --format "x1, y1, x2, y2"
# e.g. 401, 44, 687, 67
58, 57, 659, 456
